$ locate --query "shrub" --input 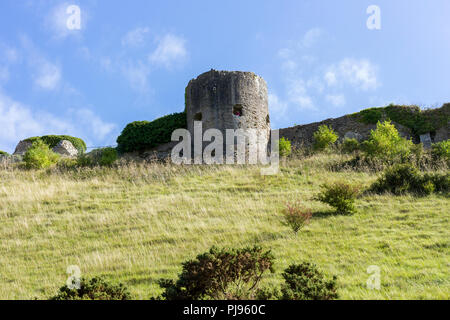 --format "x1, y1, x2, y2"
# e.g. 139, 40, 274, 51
278, 137, 292, 157
355, 107, 383, 124
25, 135, 86, 154
424, 172, 450, 194
361, 120, 413, 163
99, 147, 118, 166
341, 138, 360, 154
23, 140, 60, 169
282, 202, 312, 234
313, 125, 338, 151
409, 143, 425, 163
255, 286, 281, 300
157, 246, 274, 300
57, 157, 78, 169
76, 153, 93, 167
370, 163, 449, 195
0, 150, 9, 156
370, 163, 421, 195
117, 112, 186, 154
316, 182, 360, 215
50, 277, 130, 300
431, 140, 450, 162
384, 104, 448, 136
280, 263, 338, 300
